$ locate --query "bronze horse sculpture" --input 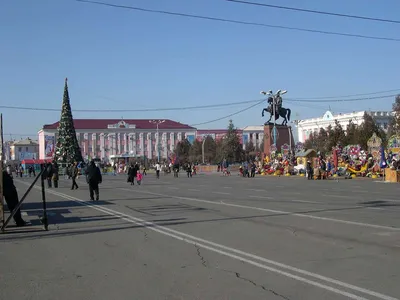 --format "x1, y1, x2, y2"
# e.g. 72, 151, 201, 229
262, 97, 291, 126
